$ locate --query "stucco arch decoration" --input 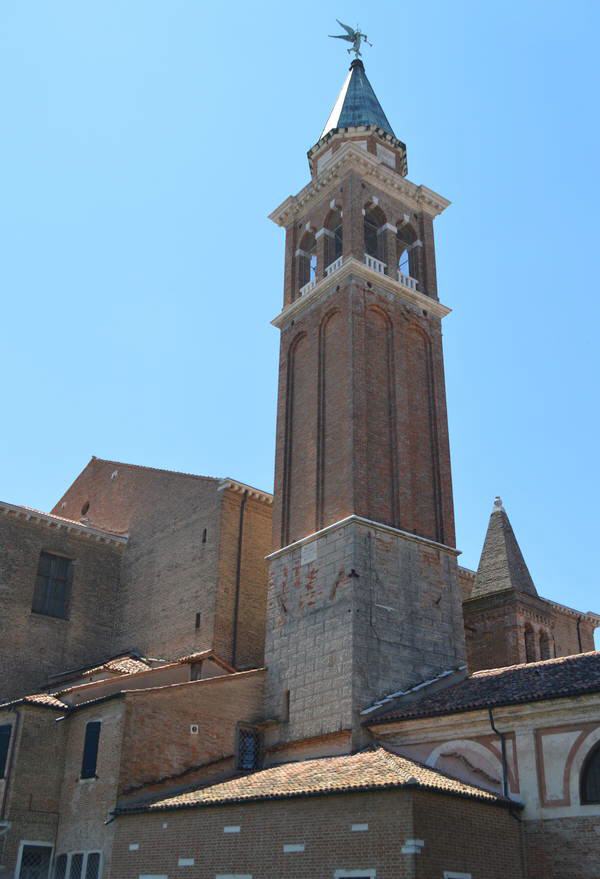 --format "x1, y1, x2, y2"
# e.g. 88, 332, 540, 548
568, 725, 600, 811
426, 739, 504, 794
